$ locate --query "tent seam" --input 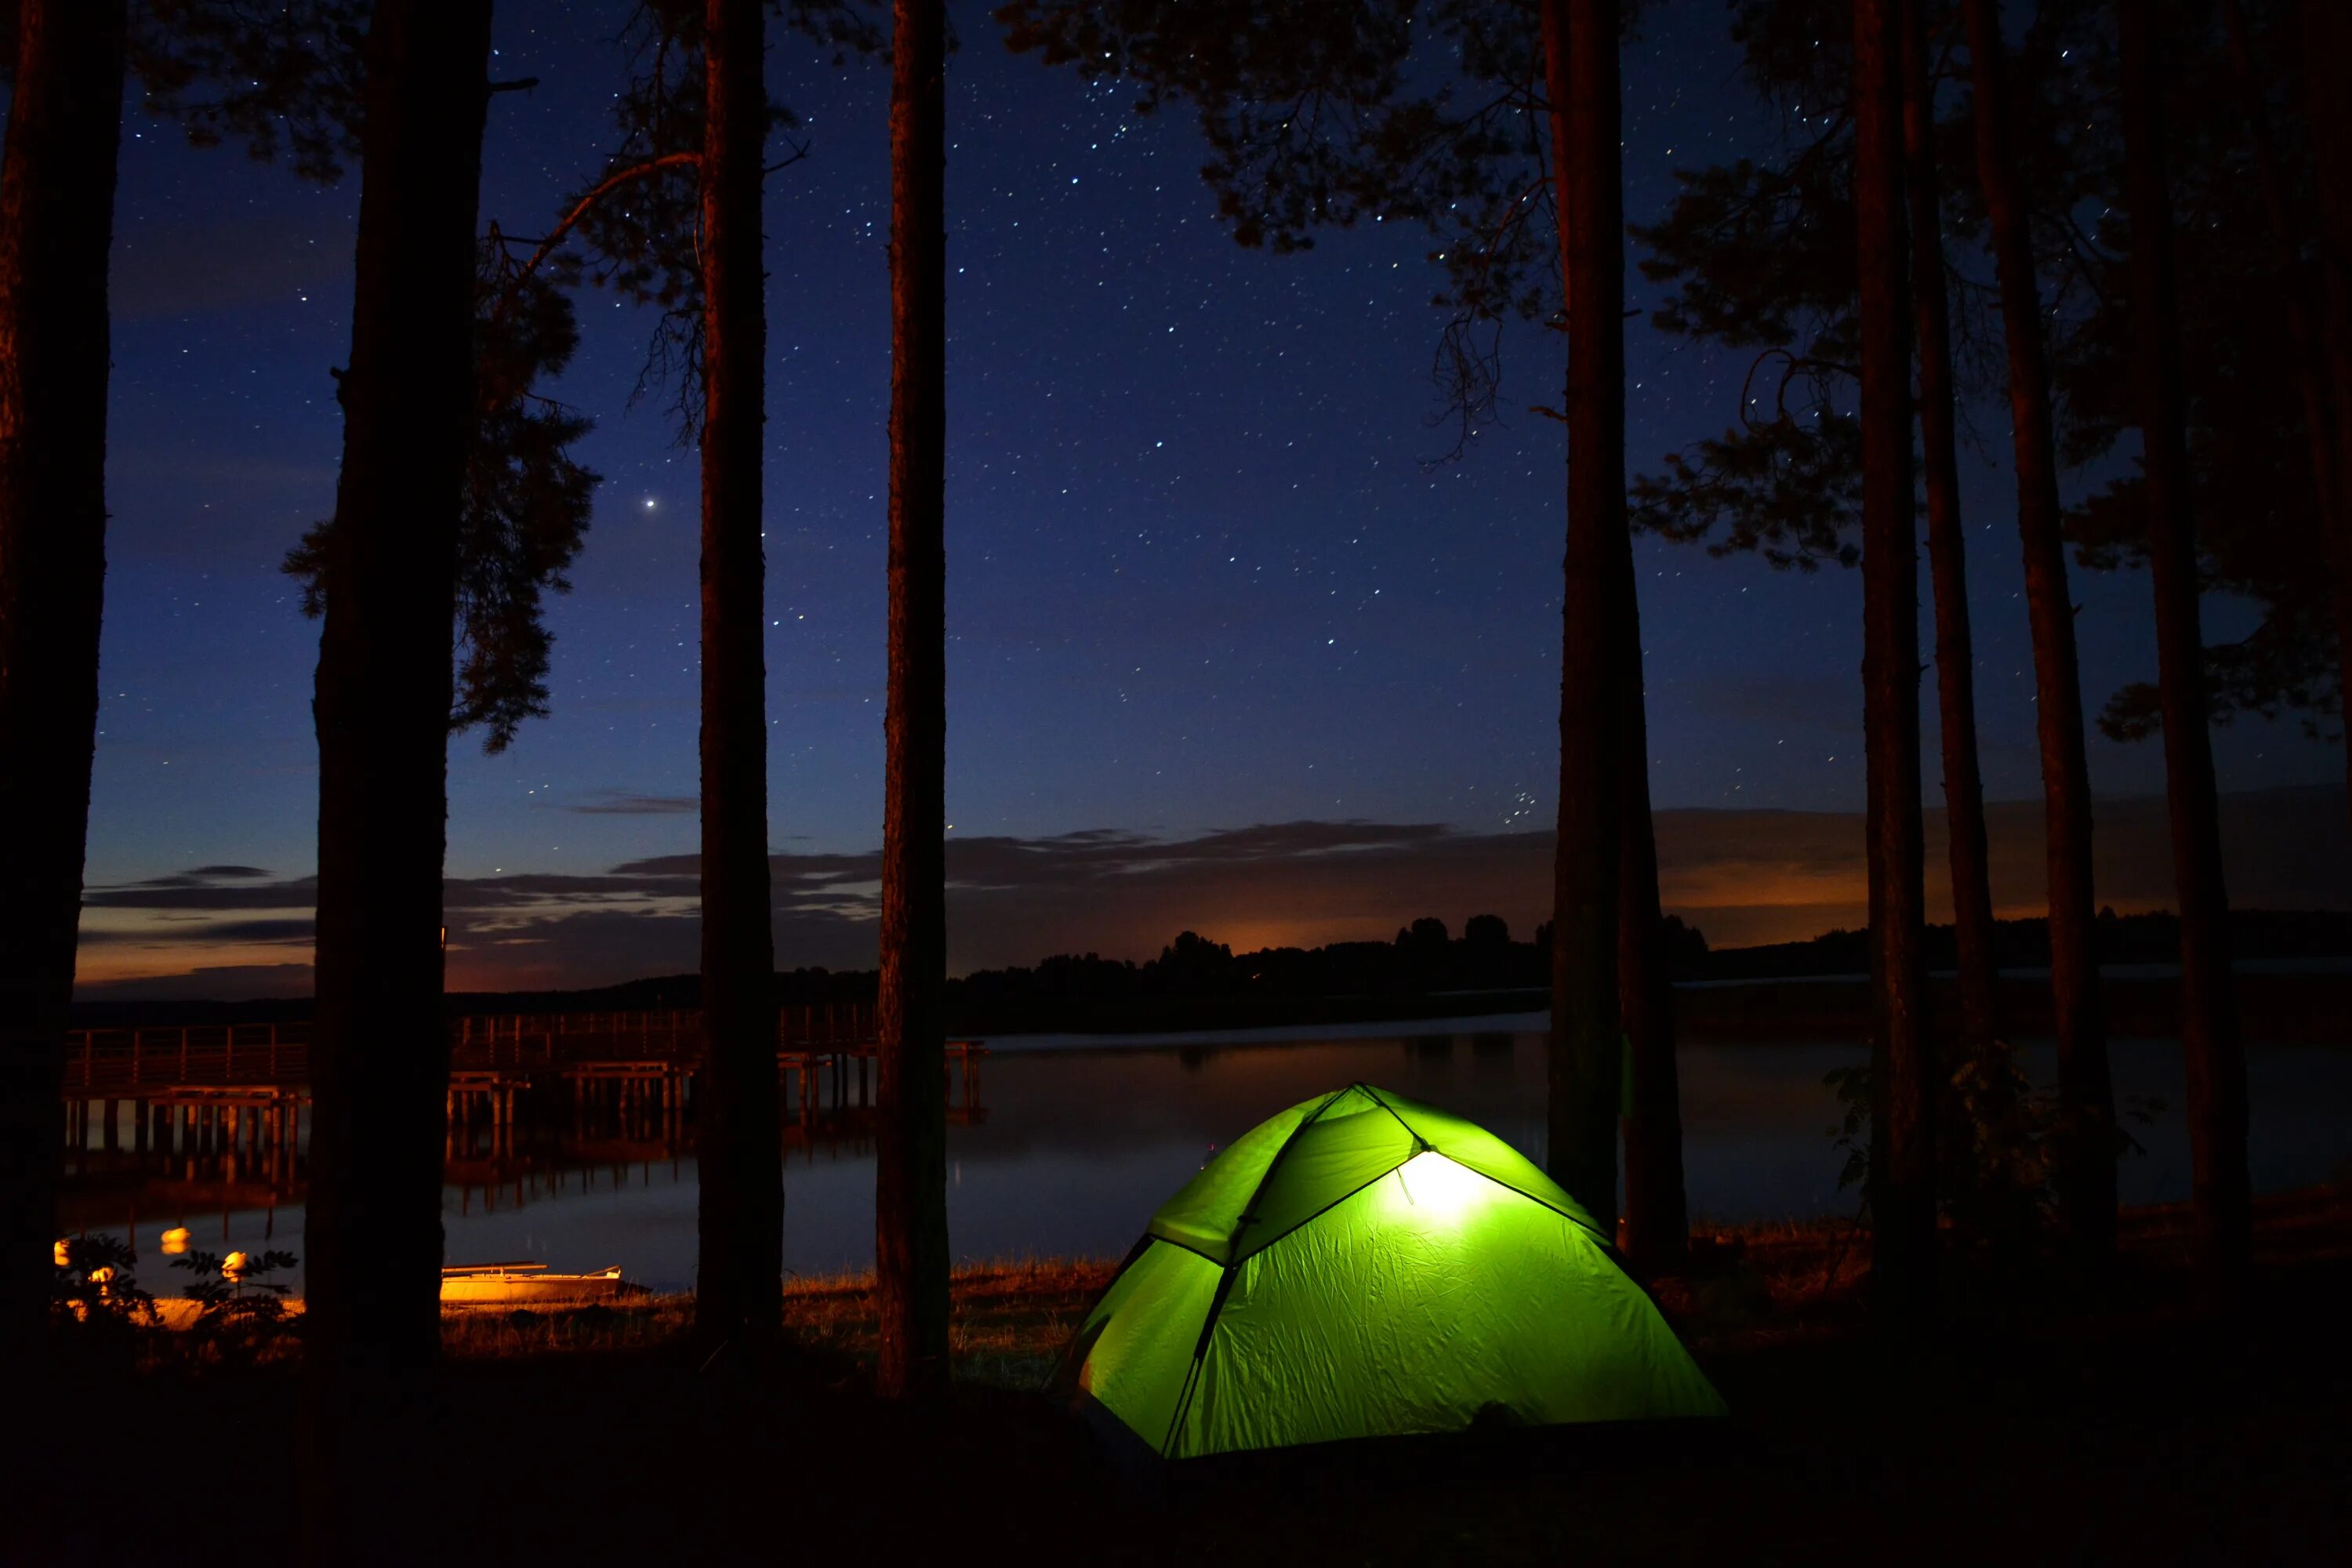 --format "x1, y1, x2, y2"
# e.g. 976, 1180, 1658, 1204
1160, 1087, 1350, 1456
